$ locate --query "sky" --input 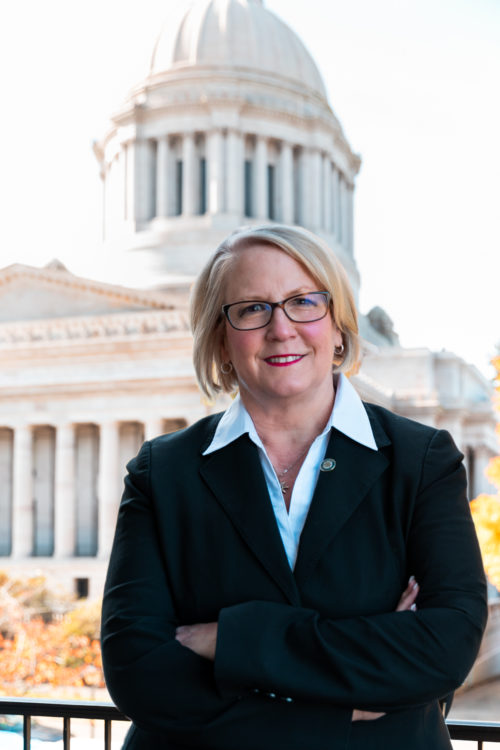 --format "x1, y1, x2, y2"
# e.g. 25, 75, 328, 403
1, 0, 499, 377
